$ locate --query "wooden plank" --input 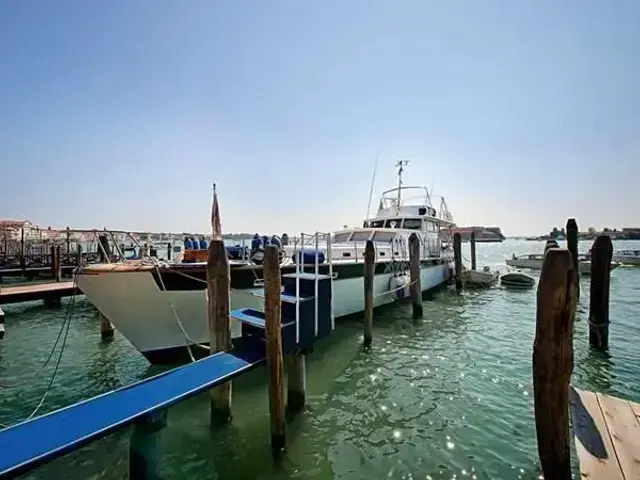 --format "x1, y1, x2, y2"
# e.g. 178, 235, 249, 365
629, 401, 640, 422
1, 281, 75, 296
569, 388, 624, 479
597, 392, 640, 480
